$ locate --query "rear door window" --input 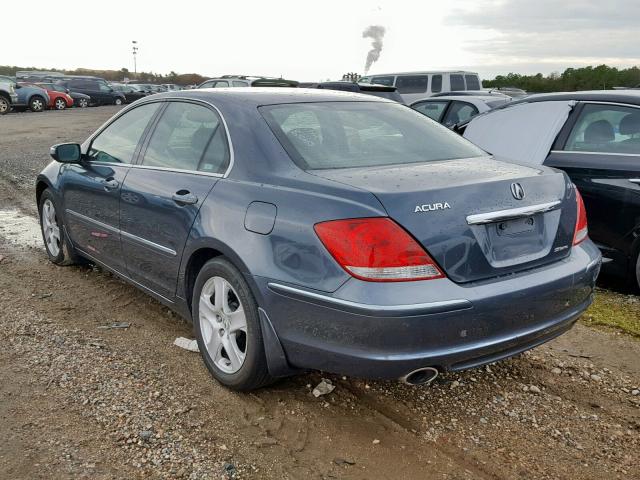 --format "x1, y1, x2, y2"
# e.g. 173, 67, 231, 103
412, 101, 449, 121
88, 102, 160, 163
443, 101, 479, 127
395, 75, 429, 94
564, 103, 640, 154
450, 75, 465, 91
371, 76, 395, 86
465, 75, 481, 90
232, 81, 249, 87
142, 102, 230, 173
431, 75, 442, 93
